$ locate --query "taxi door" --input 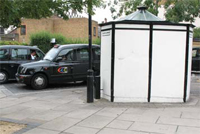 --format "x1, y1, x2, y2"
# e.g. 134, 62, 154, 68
9, 48, 30, 79
50, 48, 75, 83
72, 48, 89, 81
